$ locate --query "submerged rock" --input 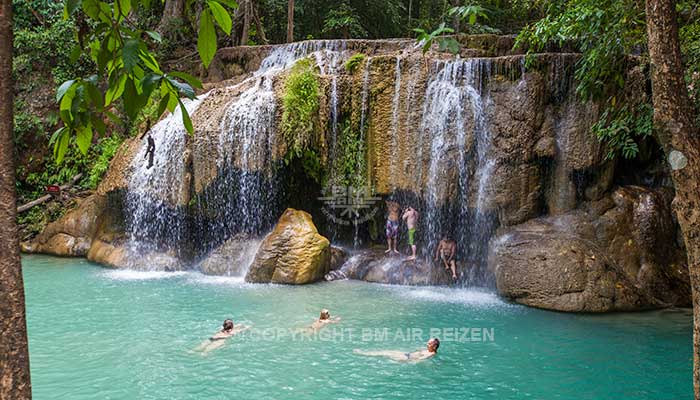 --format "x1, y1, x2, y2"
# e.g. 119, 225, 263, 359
245, 209, 330, 284
489, 186, 690, 312
198, 235, 262, 276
